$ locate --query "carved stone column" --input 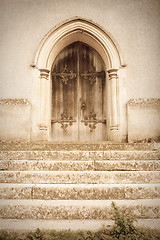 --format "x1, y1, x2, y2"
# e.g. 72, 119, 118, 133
38, 68, 50, 140
107, 69, 118, 131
